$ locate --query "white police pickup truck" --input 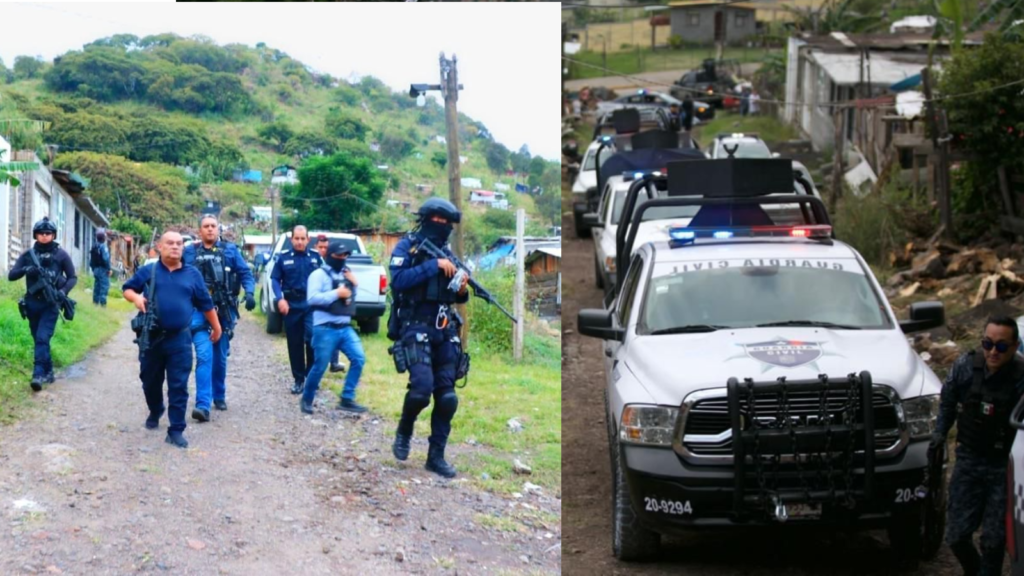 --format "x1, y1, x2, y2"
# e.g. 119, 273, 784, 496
258, 231, 387, 335
578, 159, 948, 566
